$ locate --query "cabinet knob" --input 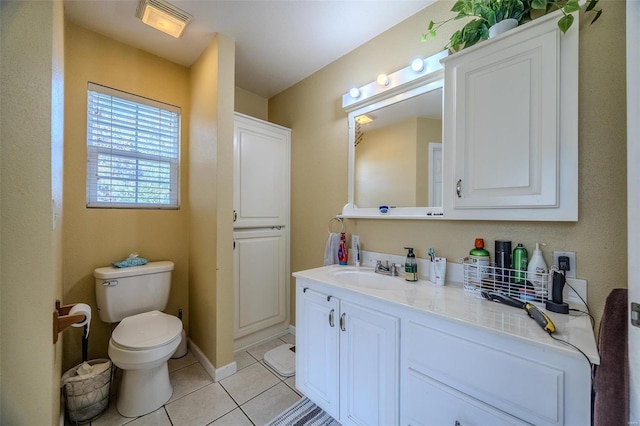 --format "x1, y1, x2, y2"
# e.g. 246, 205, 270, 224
455, 421, 461, 426
456, 179, 462, 198
340, 313, 346, 331
329, 309, 335, 327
